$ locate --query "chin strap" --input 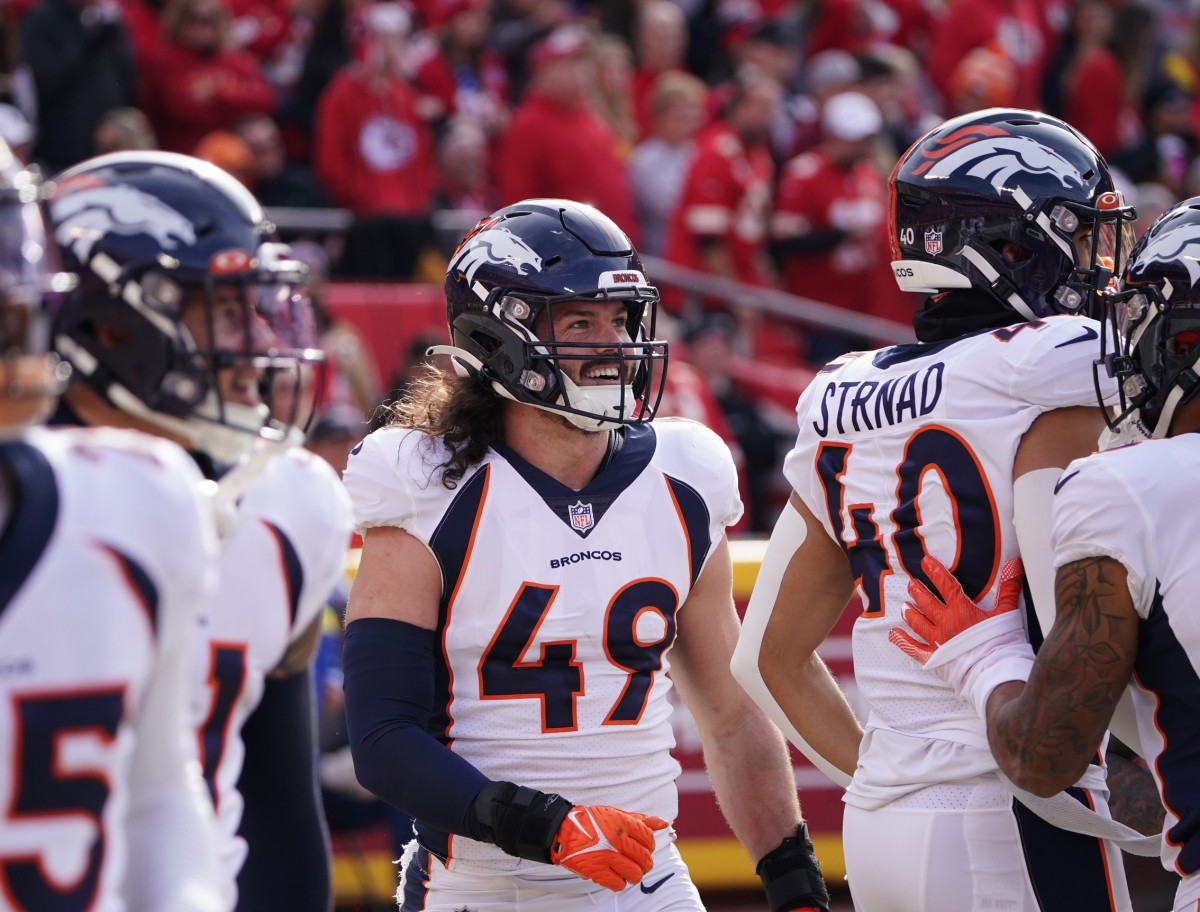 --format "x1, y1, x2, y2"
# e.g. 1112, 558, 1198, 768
959, 246, 1038, 321
428, 343, 629, 432
207, 427, 305, 539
